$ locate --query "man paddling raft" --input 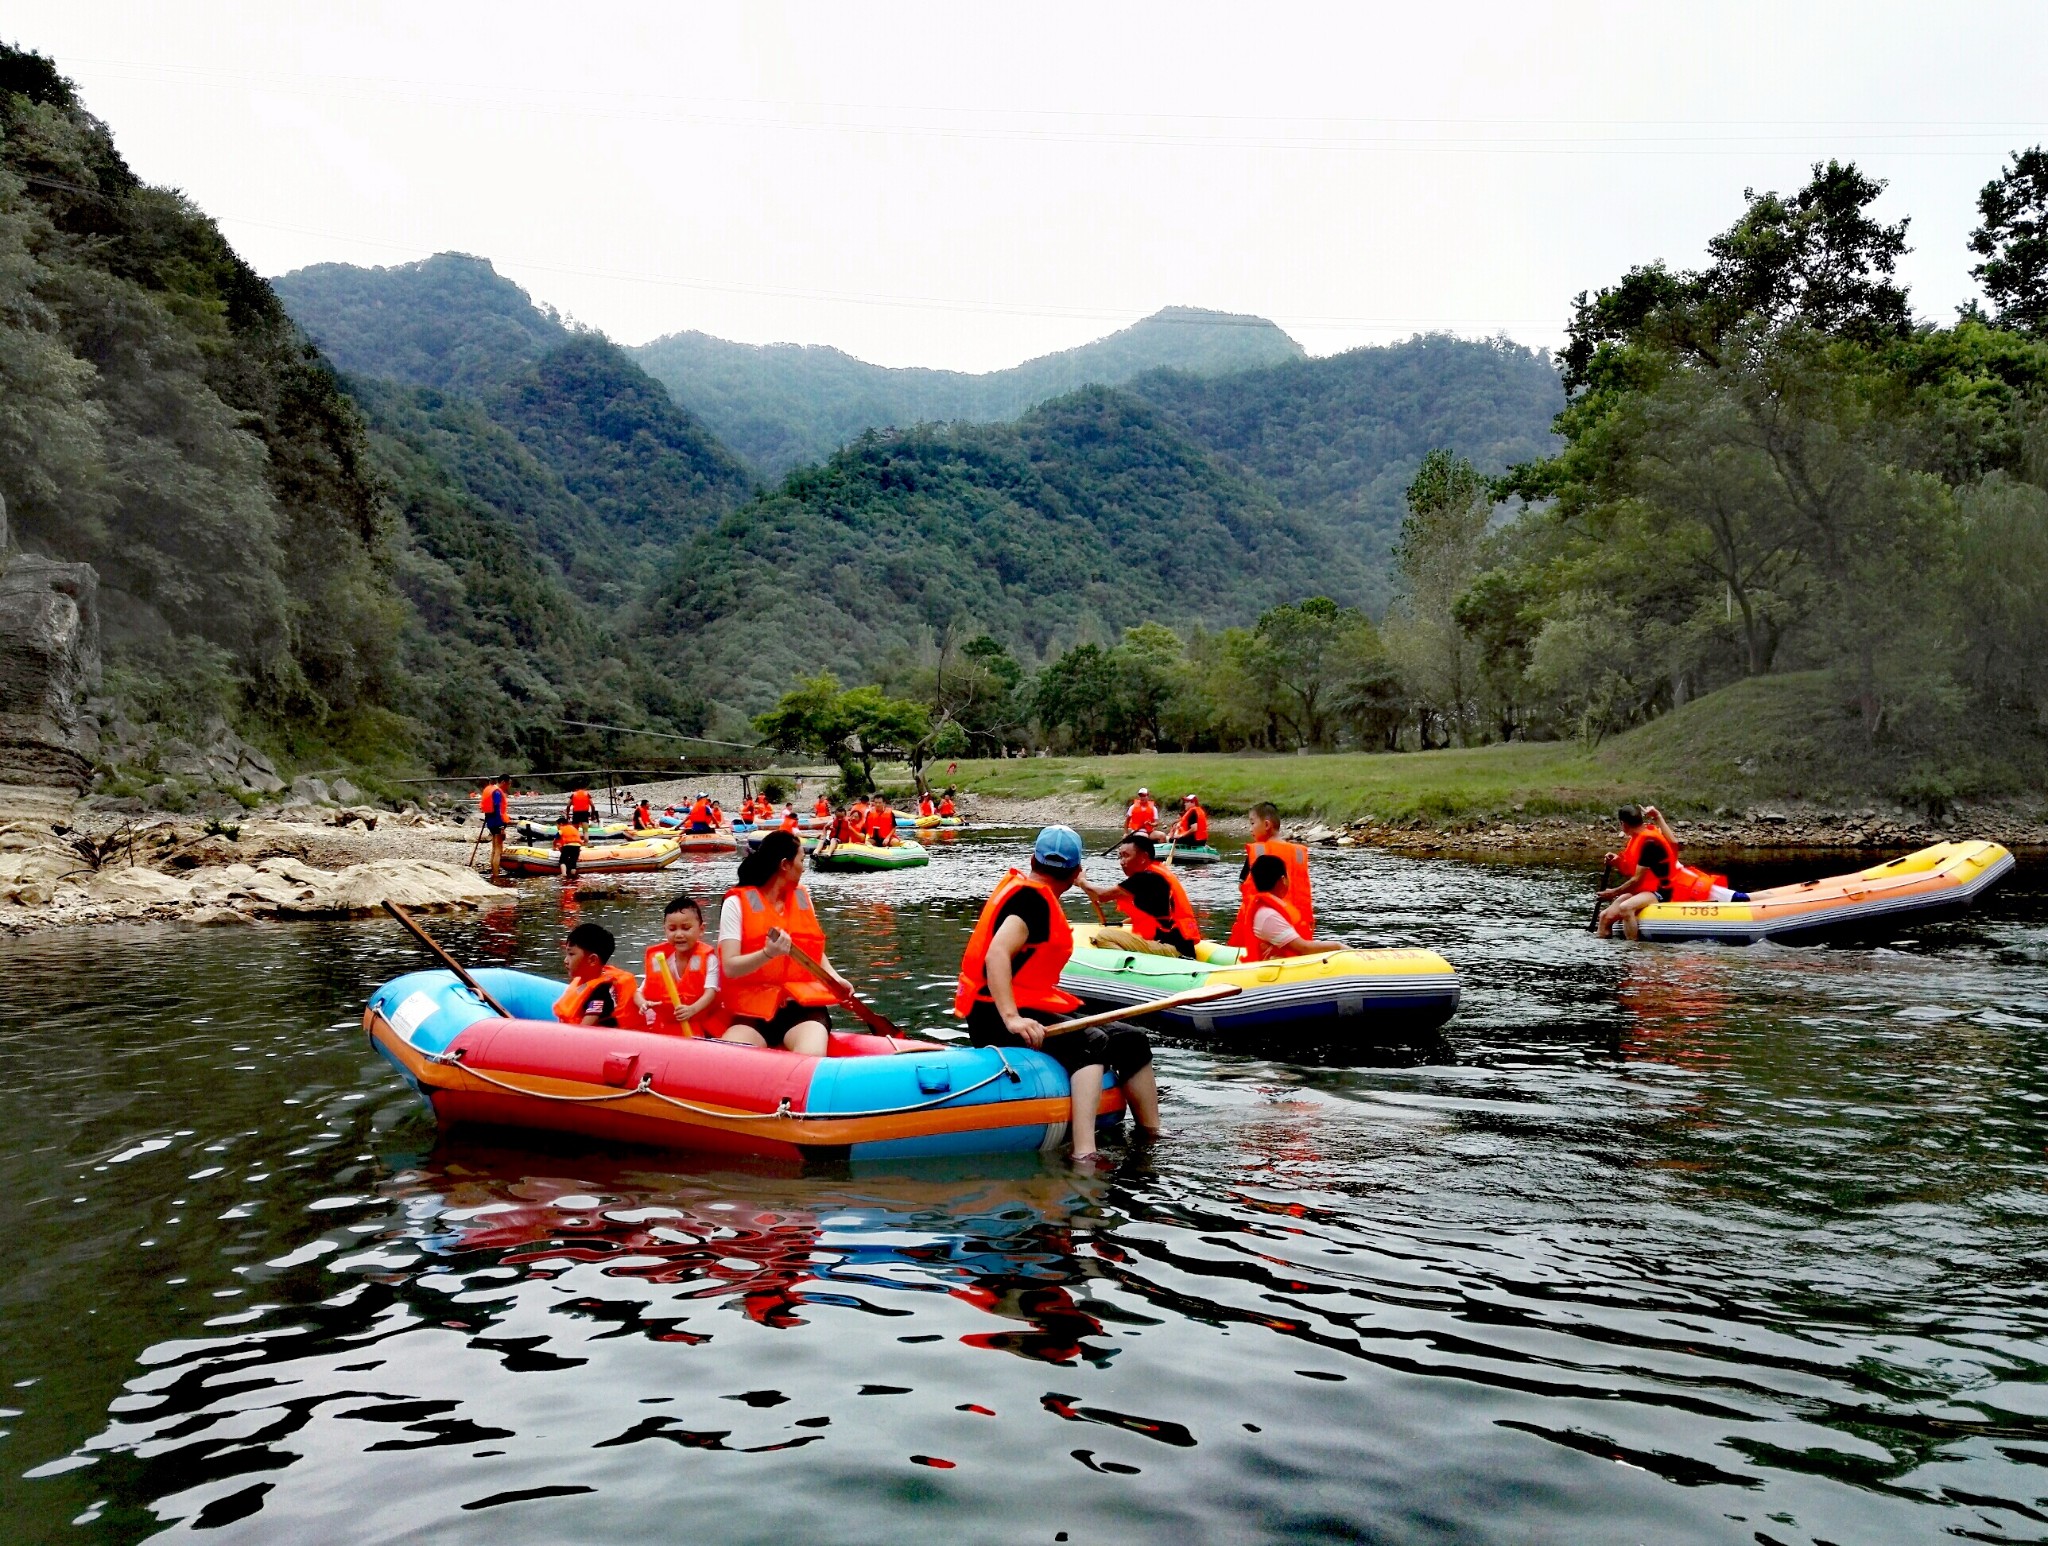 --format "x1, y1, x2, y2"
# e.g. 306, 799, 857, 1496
956, 825, 1161, 1162
1596, 803, 1748, 939
1081, 831, 1201, 957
